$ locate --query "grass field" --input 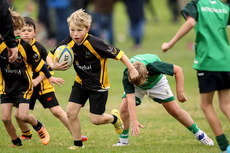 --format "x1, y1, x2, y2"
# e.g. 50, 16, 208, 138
1, 0, 230, 152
